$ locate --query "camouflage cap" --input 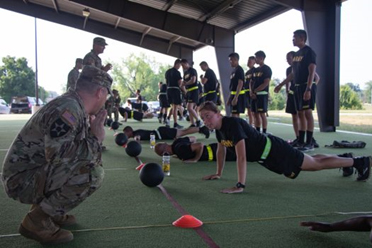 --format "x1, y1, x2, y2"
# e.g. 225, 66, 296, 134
78, 65, 113, 95
93, 37, 108, 46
